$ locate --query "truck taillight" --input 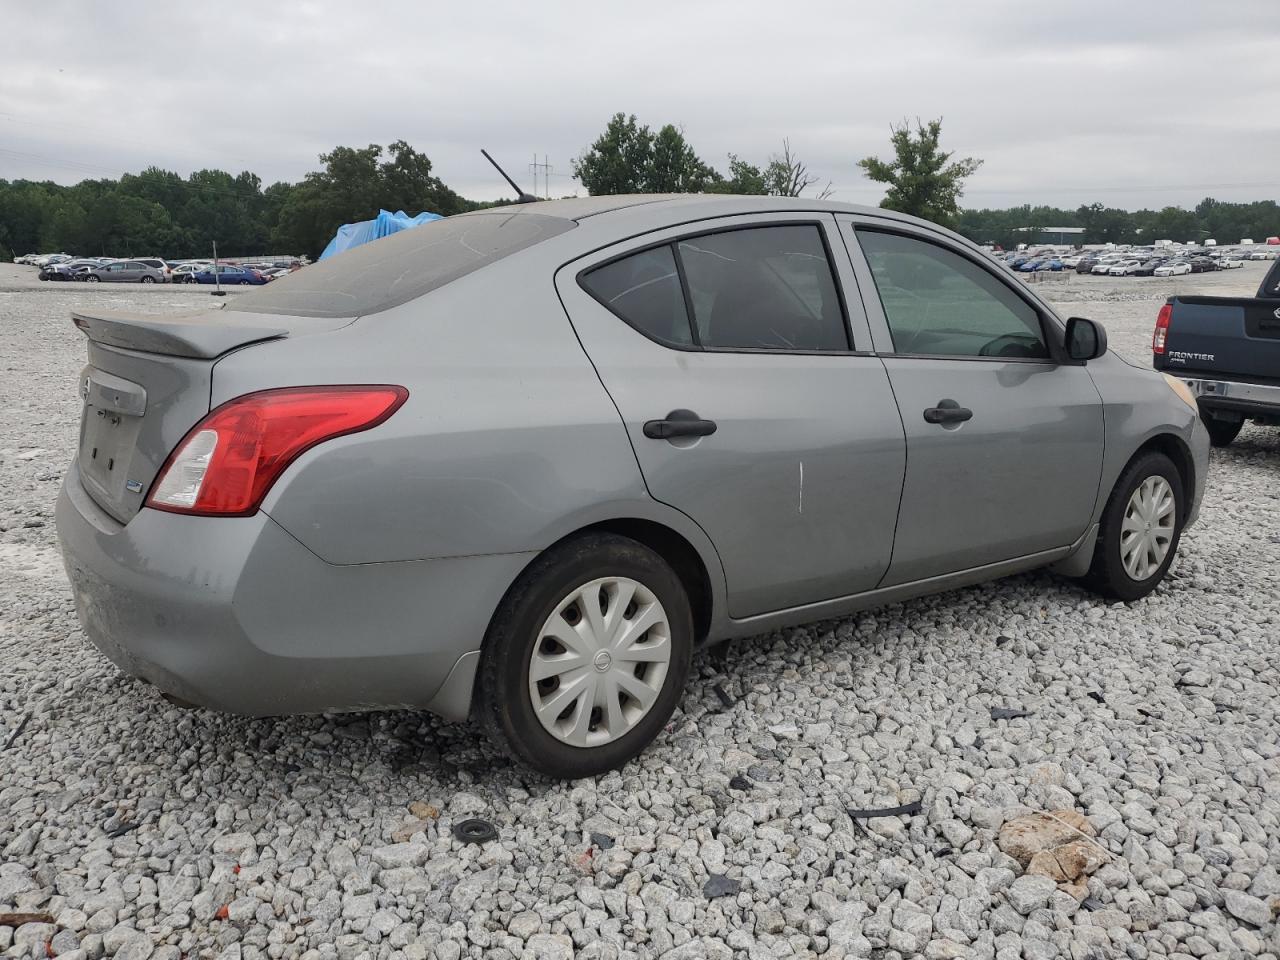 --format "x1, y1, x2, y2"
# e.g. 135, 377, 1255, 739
1153, 303, 1172, 354
147, 385, 408, 516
